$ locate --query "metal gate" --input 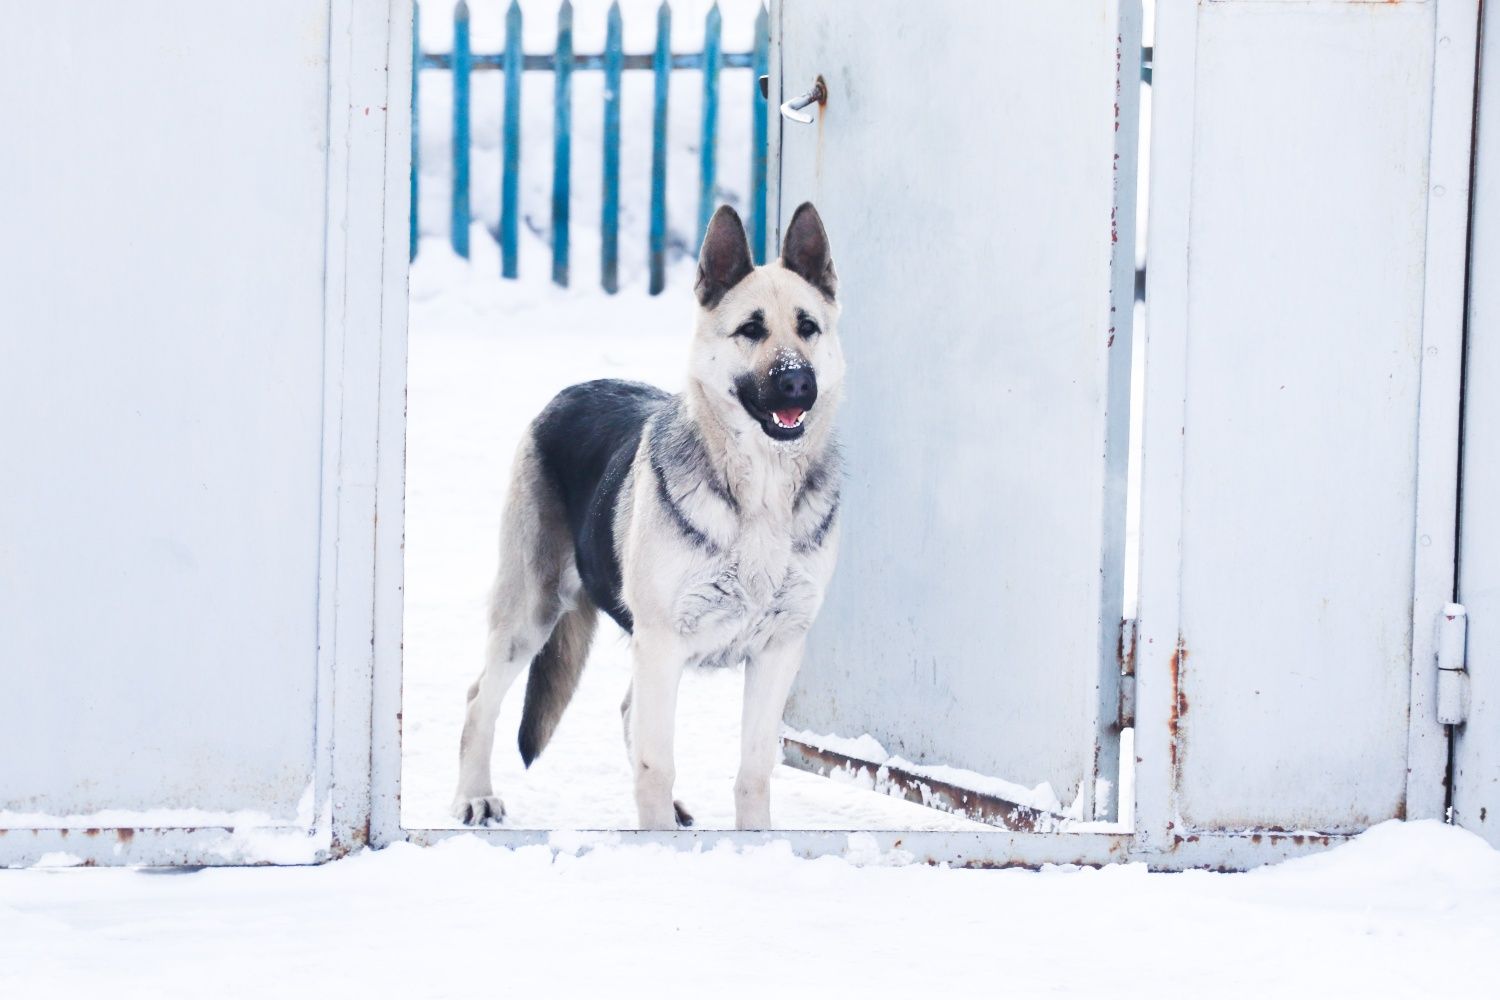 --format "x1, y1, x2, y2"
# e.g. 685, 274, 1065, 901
1134, 0, 1479, 851
772, 0, 1140, 825
0, 0, 402, 866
